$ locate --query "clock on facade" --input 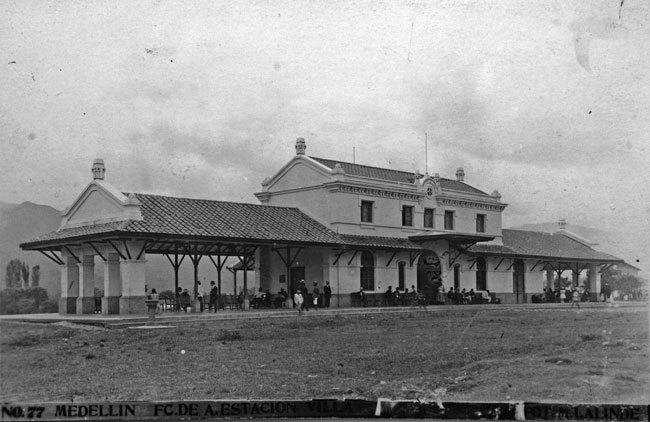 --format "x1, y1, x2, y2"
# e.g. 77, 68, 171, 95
425, 183, 434, 199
